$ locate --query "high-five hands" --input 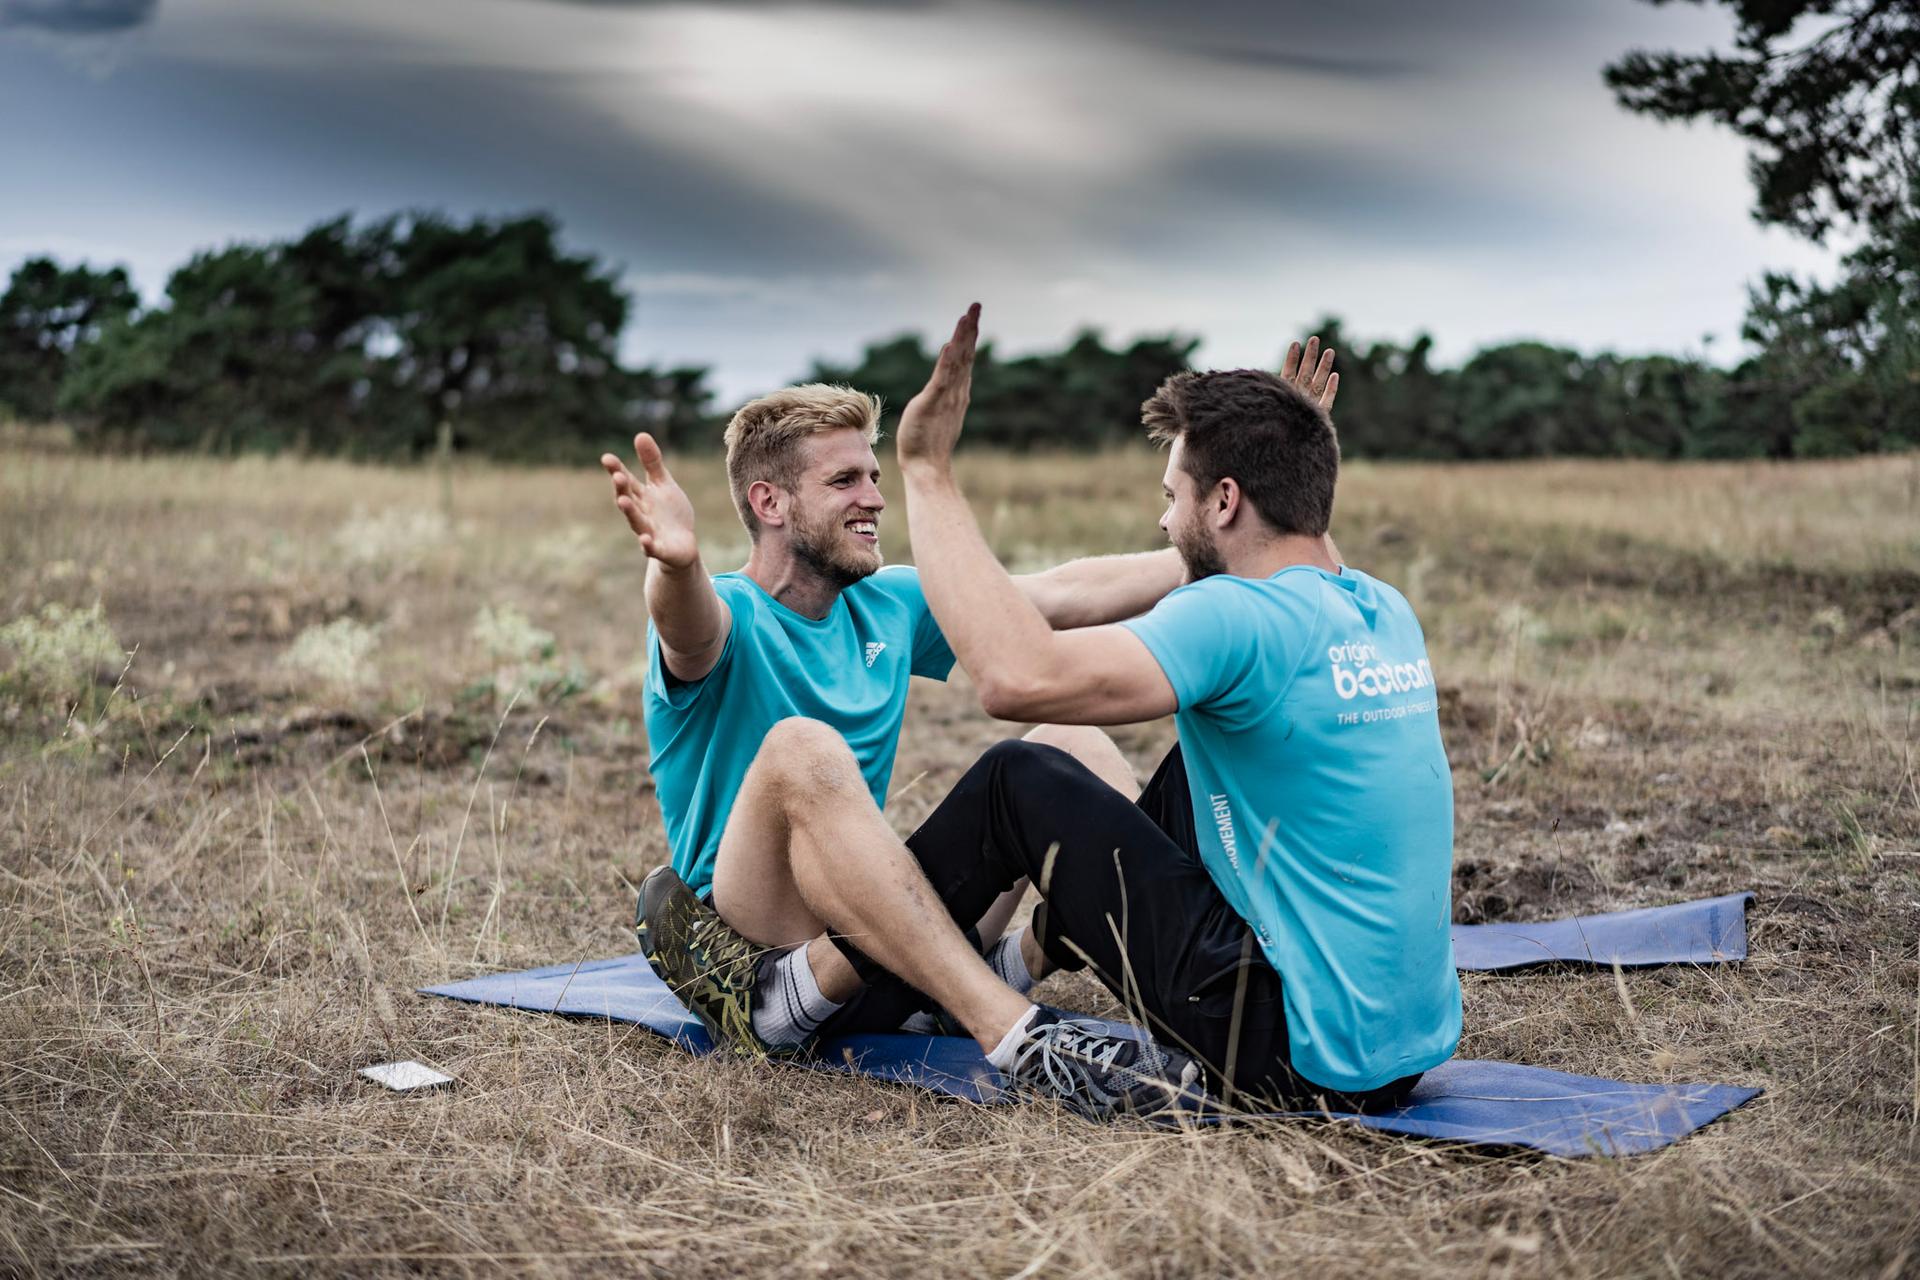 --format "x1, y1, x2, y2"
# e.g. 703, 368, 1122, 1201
600, 432, 701, 571
896, 302, 981, 471
1282, 335, 1340, 411
894, 303, 1335, 473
